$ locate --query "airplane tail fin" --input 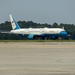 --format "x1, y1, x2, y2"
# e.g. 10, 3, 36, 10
9, 15, 20, 30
